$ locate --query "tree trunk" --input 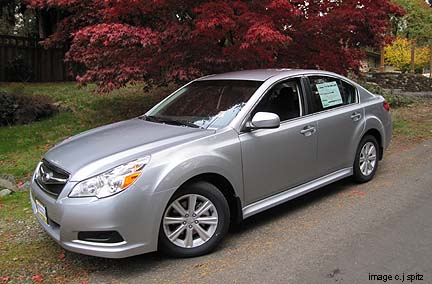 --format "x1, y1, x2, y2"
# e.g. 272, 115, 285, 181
379, 46, 385, 72
410, 40, 415, 74
37, 10, 46, 39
